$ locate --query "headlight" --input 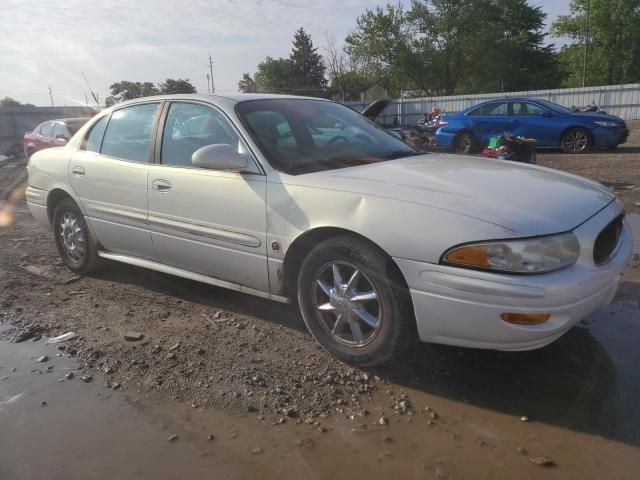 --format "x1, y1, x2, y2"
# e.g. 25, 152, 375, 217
442, 232, 580, 274
594, 121, 619, 128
